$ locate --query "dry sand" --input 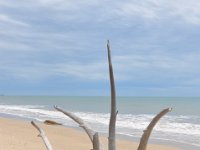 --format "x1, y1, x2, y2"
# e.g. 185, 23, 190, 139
0, 118, 181, 150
